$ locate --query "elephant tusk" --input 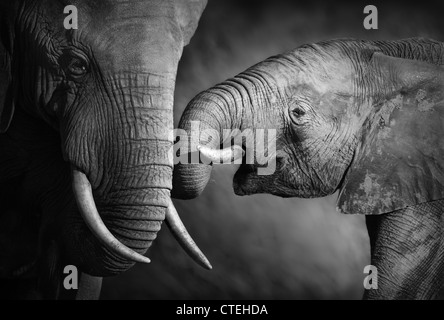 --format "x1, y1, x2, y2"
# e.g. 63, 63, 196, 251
71, 169, 151, 265
166, 200, 212, 270
197, 144, 244, 164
